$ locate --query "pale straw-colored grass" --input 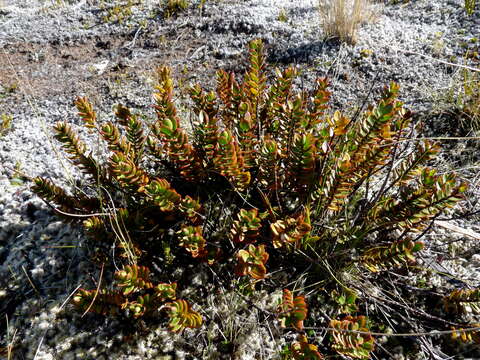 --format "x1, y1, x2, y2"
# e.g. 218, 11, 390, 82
318, 0, 379, 44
